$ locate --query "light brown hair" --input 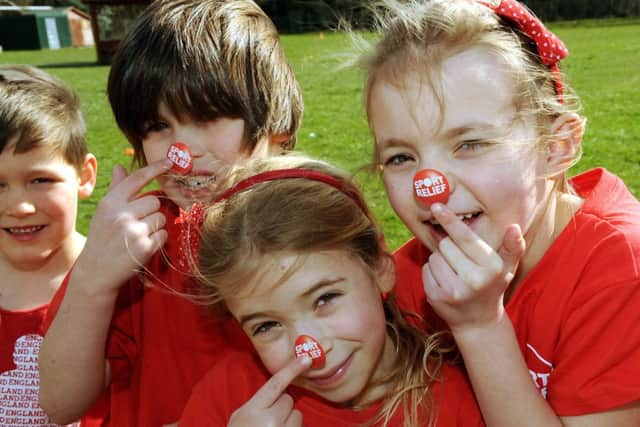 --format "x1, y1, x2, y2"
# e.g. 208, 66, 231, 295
195, 154, 450, 426
361, 0, 582, 168
108, 0, 303, 166
0, 64, 88, 171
